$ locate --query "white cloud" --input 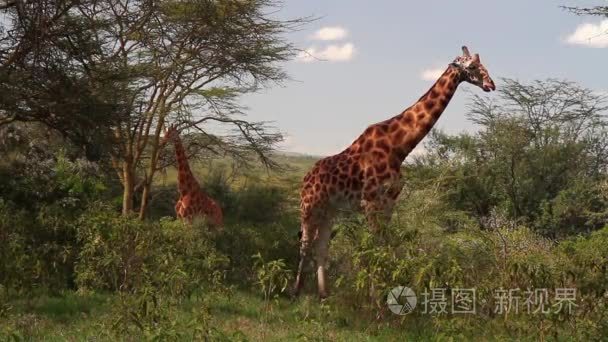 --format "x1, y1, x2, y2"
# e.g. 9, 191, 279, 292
419, 68, 444, 81
565, 19, 608, 48
297, 43, 355, 63
310, 26, 348, 41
